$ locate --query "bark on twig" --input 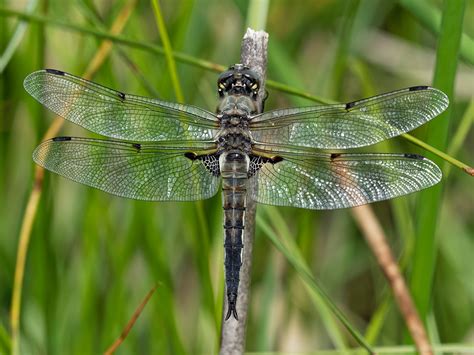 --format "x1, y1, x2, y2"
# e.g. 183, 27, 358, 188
351, 205, 433, 355
219, 28, 268, 355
